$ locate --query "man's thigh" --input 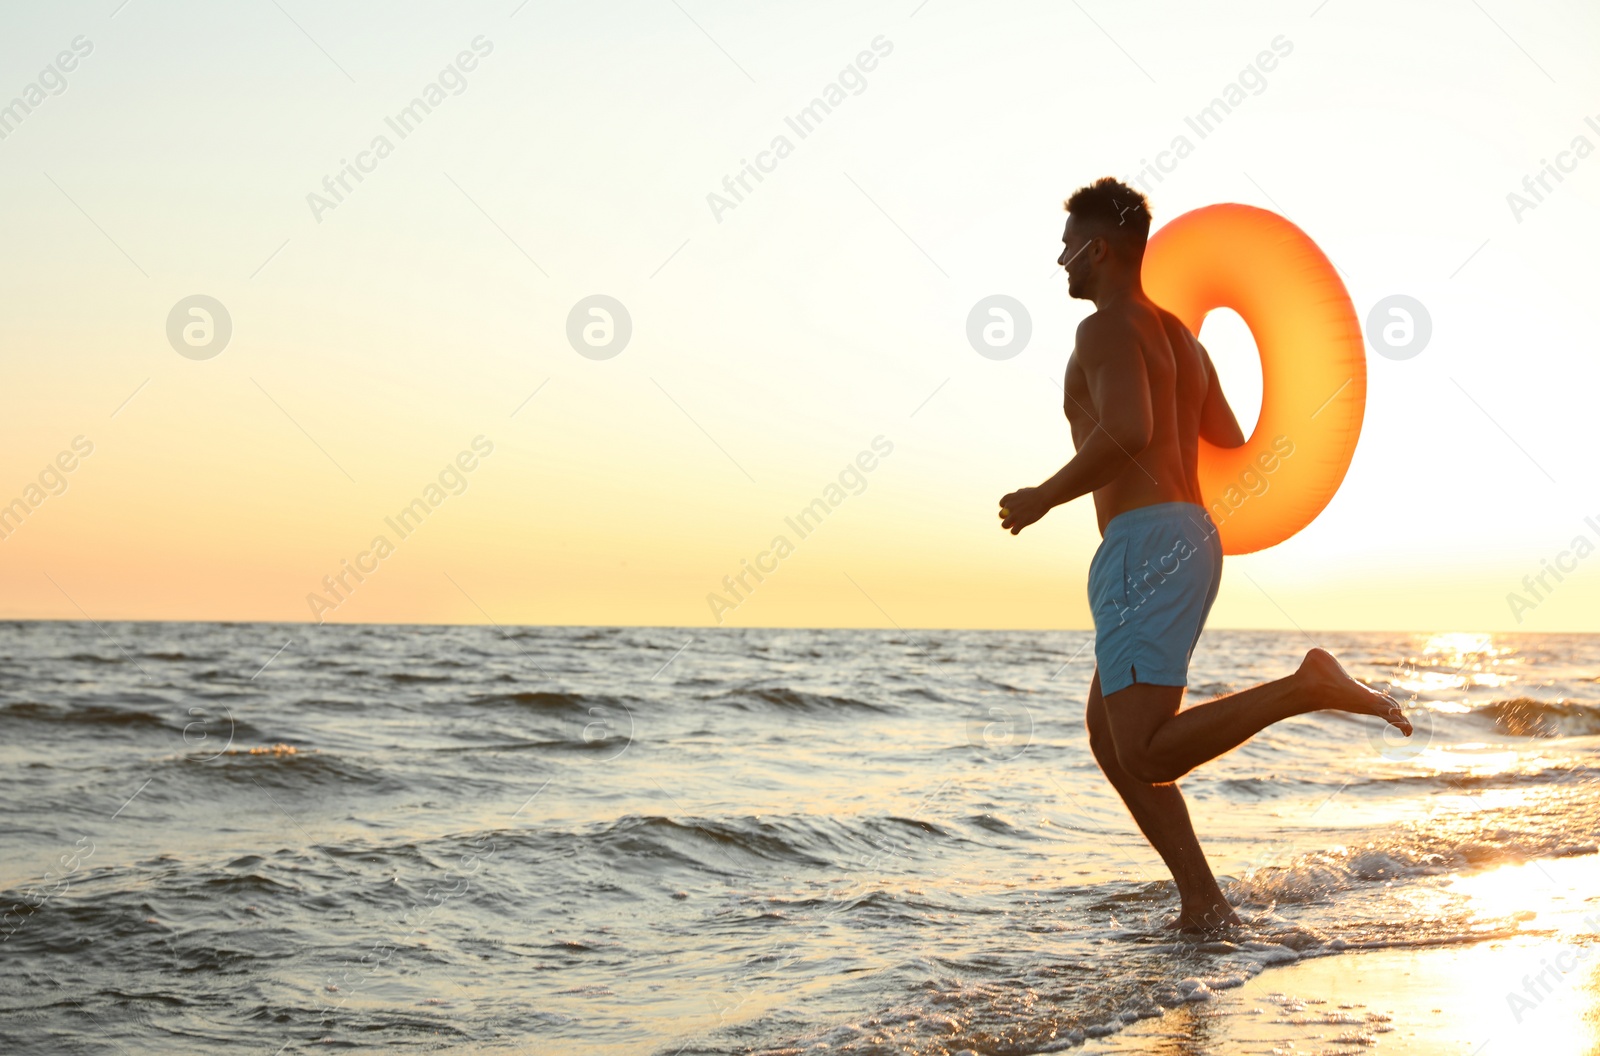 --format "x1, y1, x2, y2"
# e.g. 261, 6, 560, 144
1102, 679, 1186, 756
1085, 671, 1107, 738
